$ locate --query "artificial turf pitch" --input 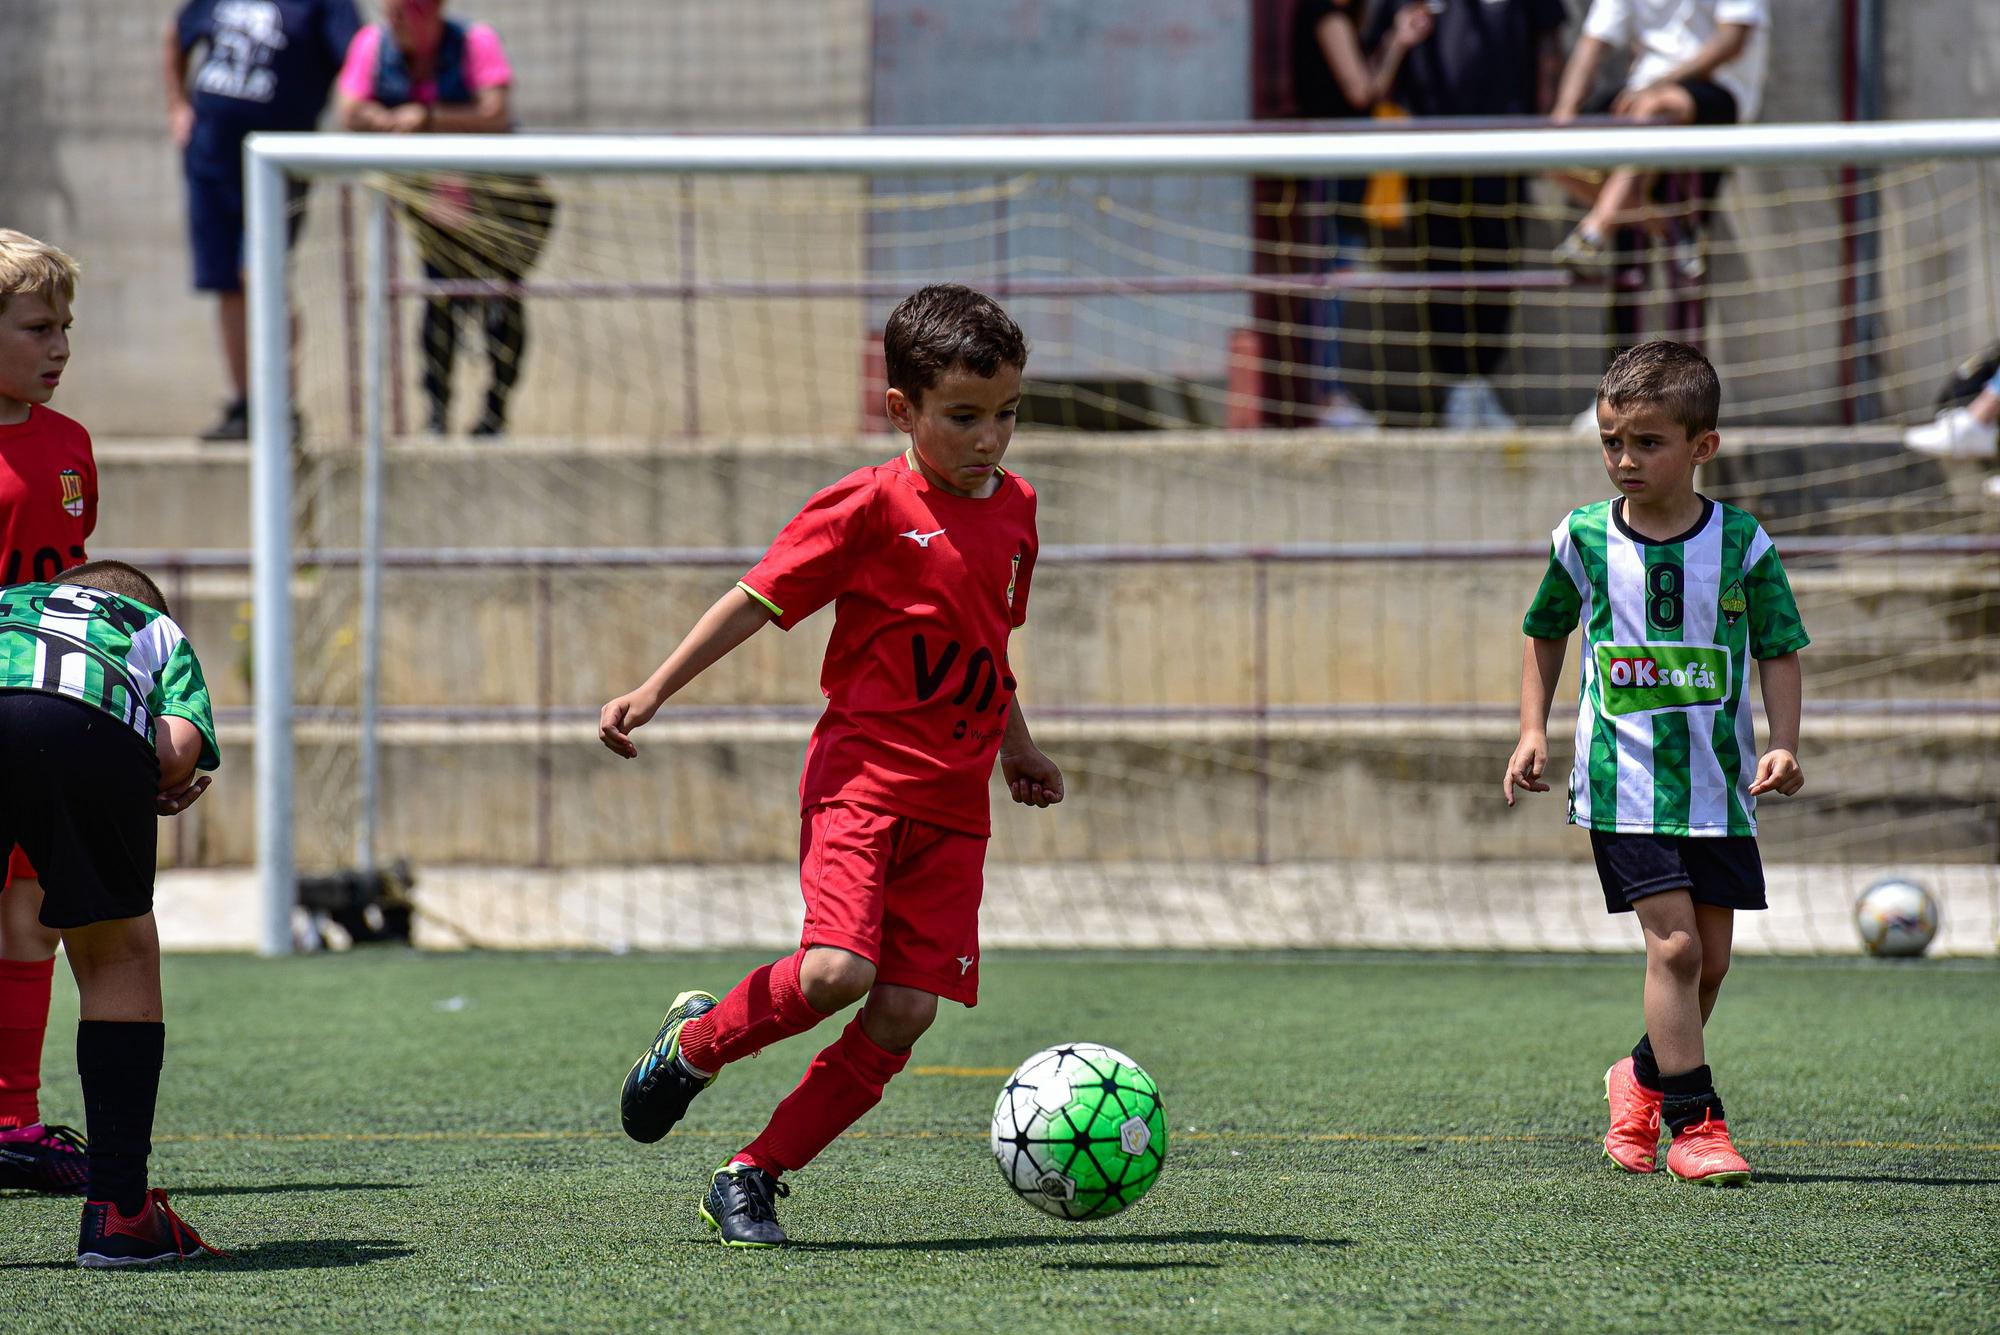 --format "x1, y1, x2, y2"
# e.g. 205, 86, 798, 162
4, 950, 1996, 1332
